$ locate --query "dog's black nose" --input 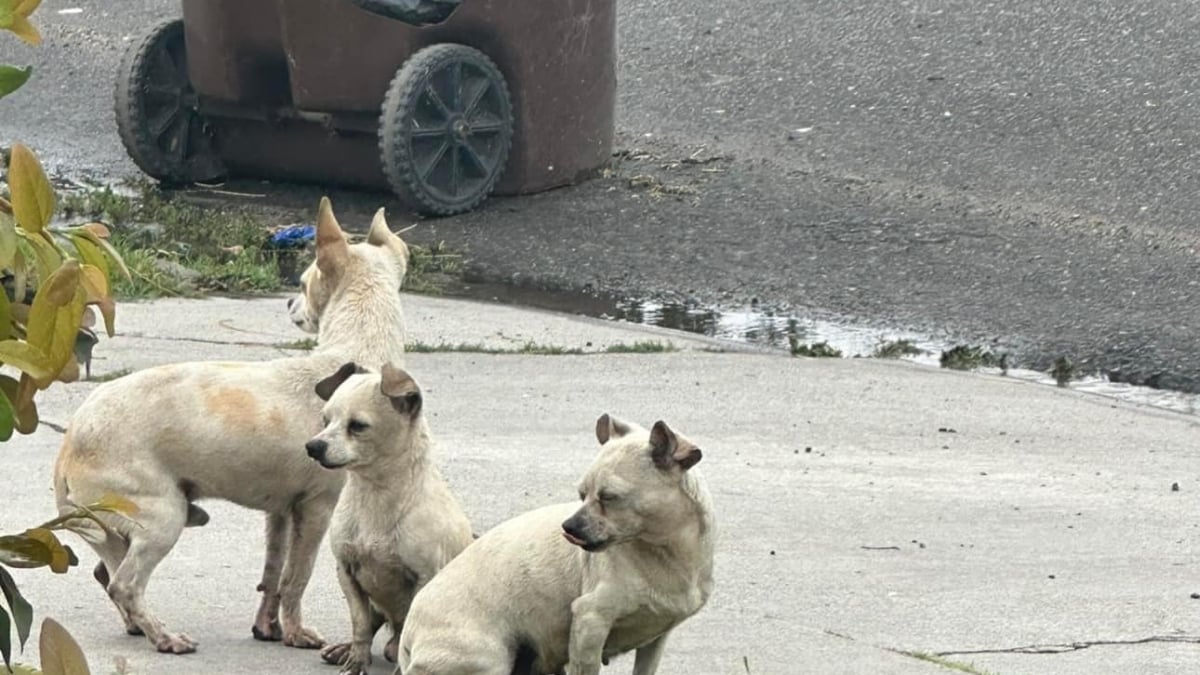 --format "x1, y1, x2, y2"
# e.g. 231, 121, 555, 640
305, 439, 328, 460
562, 516, 585, 539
